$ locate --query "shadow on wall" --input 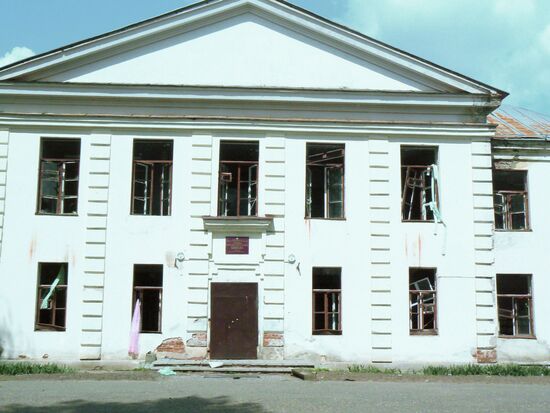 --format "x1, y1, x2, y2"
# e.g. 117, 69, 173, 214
0, 396, 268, 413
0, 309, 14, 359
